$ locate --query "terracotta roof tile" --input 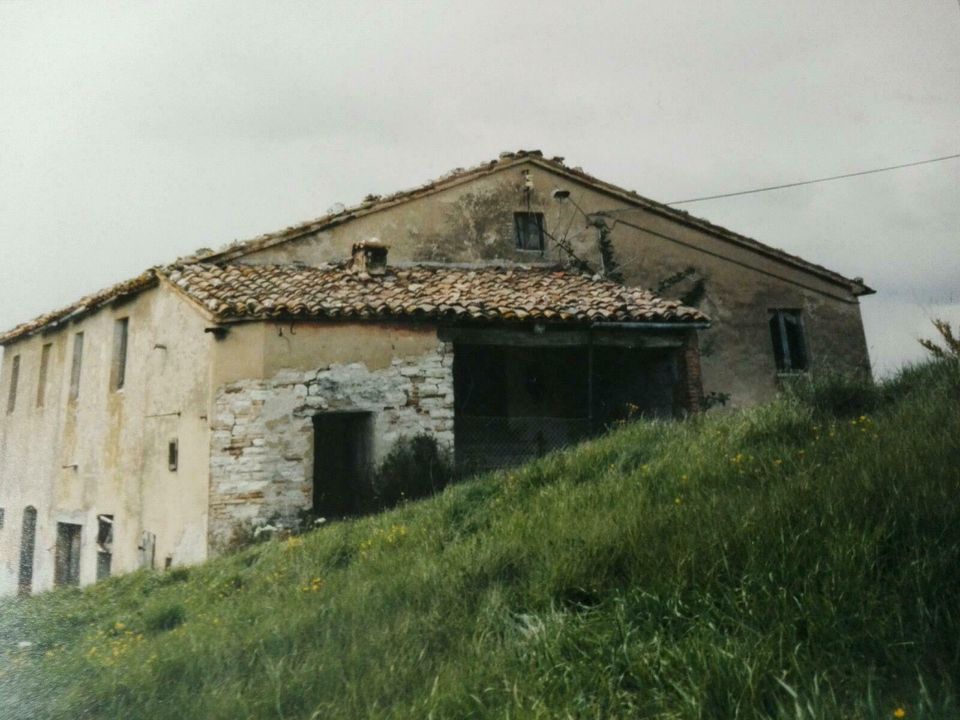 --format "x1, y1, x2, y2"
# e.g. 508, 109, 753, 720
0, 271, 157, 345
166, 263, 708, 326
